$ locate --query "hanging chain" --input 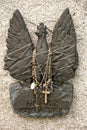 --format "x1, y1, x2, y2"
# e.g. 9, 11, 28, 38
32, 48, 40, 111
32, 48, 39, 85
31, 43, 52, 110
48, 44, 52, 83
